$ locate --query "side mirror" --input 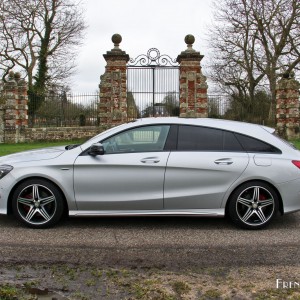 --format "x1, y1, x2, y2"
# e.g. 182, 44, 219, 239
88, 143, 105, 156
